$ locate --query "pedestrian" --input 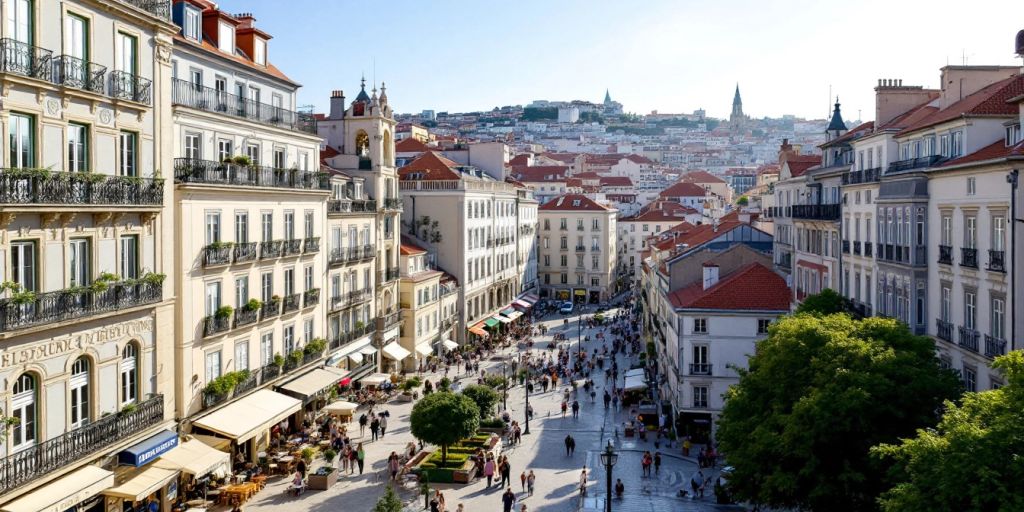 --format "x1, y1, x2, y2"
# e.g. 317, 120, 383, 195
379, 414, 388, 437
388, 452, 400, 481
682, 436, 691, 457
520, 471, 527, 492
500, 457, 511, 488
579, 466, 588, 495
690, 469, 704, 498
603, 391, 611, 409
429, 491, 440, 512
571, 400, 580, 419
502, 487, 516, 512
560, 401, 567, 417
358, 413, 367, 437
296, 457, 307, 478
527, 470, 536, 496
484, 455, 496, 487
347, 445, 357, 474
370, 416, 380, 441
641, 451, 651, 477
654, 451, 662, 475
615, 478, 624, 498
356, 443, 365, 474
564, 434, 573, 456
